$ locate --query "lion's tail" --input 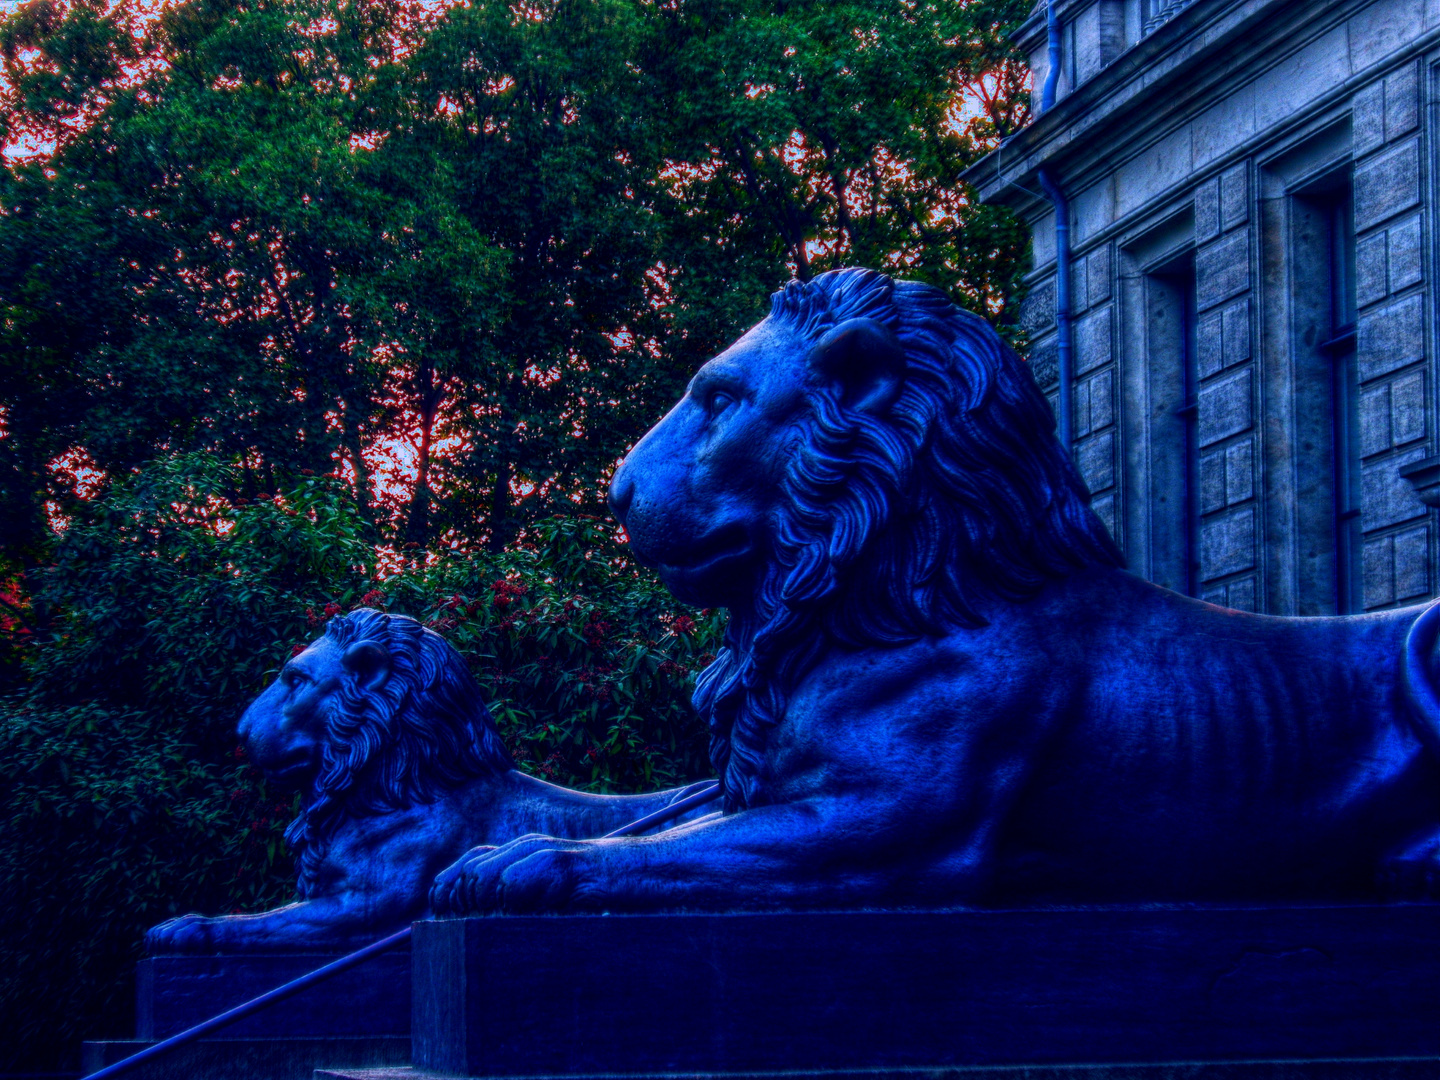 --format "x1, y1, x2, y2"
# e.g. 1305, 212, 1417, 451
1402, 598, 1440, 762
